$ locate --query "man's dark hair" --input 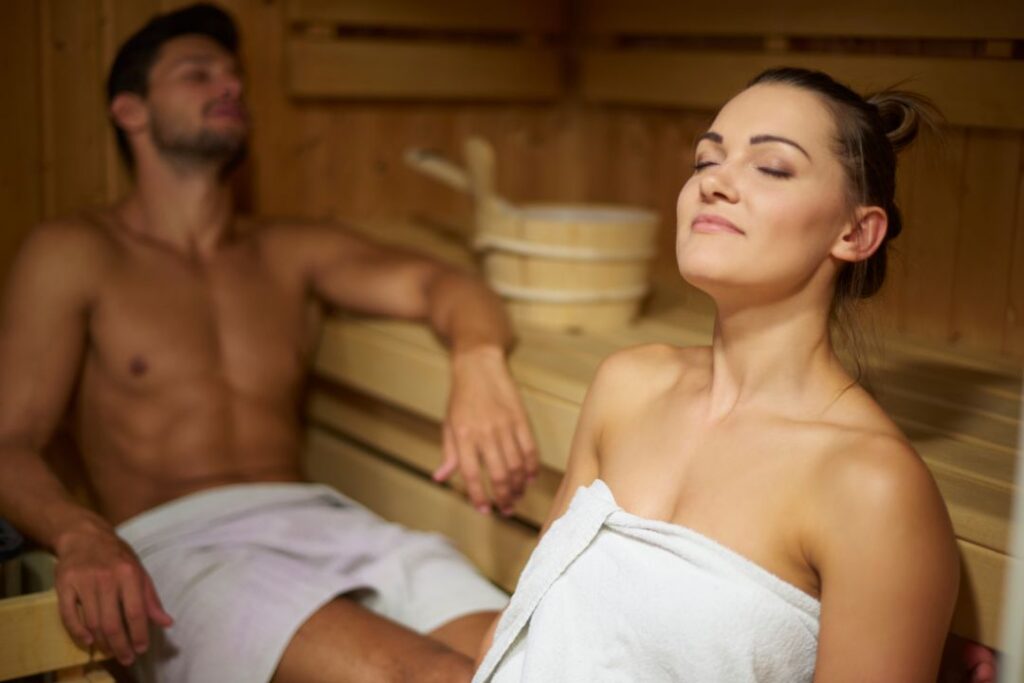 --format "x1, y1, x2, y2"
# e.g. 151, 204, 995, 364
106, 3, 239, 168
